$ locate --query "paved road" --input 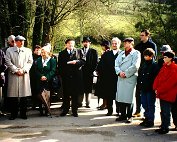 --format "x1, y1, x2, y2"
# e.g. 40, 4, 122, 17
0, 95, 177, 142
